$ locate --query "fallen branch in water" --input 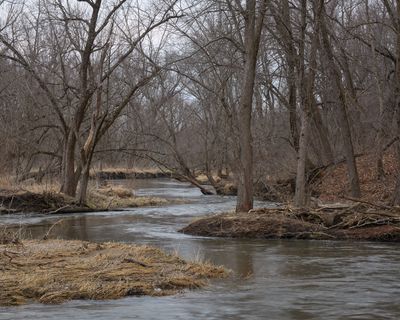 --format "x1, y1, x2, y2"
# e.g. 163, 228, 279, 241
46, 205, 71, 215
